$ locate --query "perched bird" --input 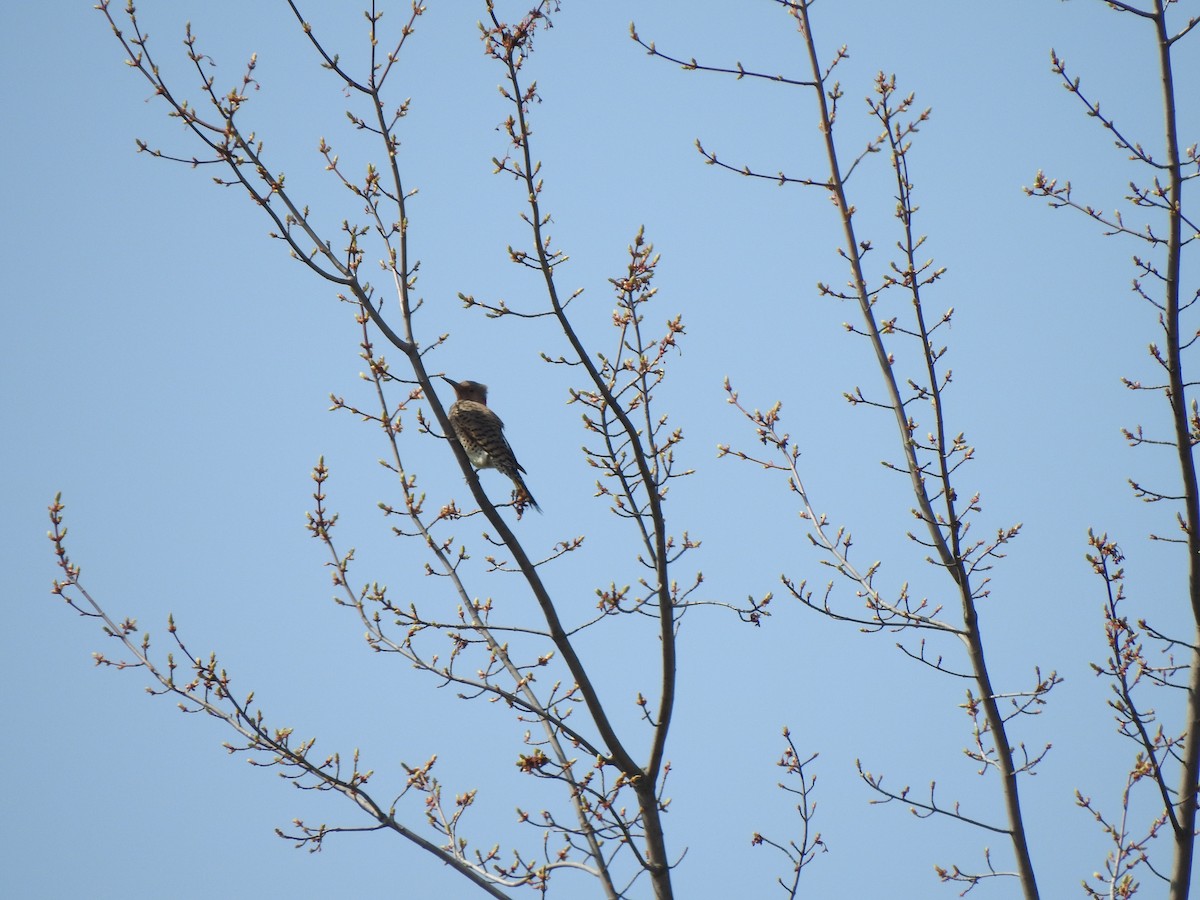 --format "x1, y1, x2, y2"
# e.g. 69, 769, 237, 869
442, 376, 540, 512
